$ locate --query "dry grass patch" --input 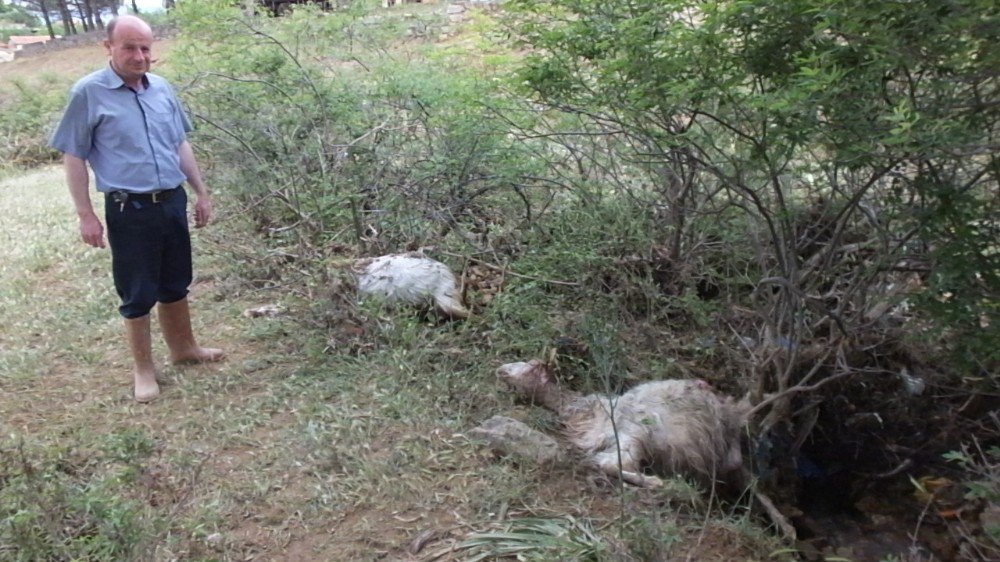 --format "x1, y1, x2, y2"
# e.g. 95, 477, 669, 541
0, 39, 176, 92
